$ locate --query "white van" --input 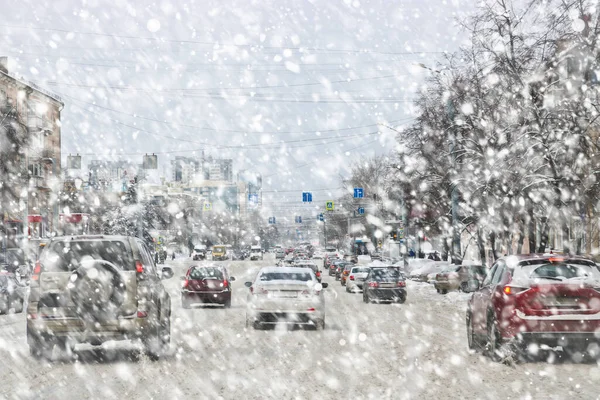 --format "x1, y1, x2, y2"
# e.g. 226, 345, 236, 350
250, 246, 263, 261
